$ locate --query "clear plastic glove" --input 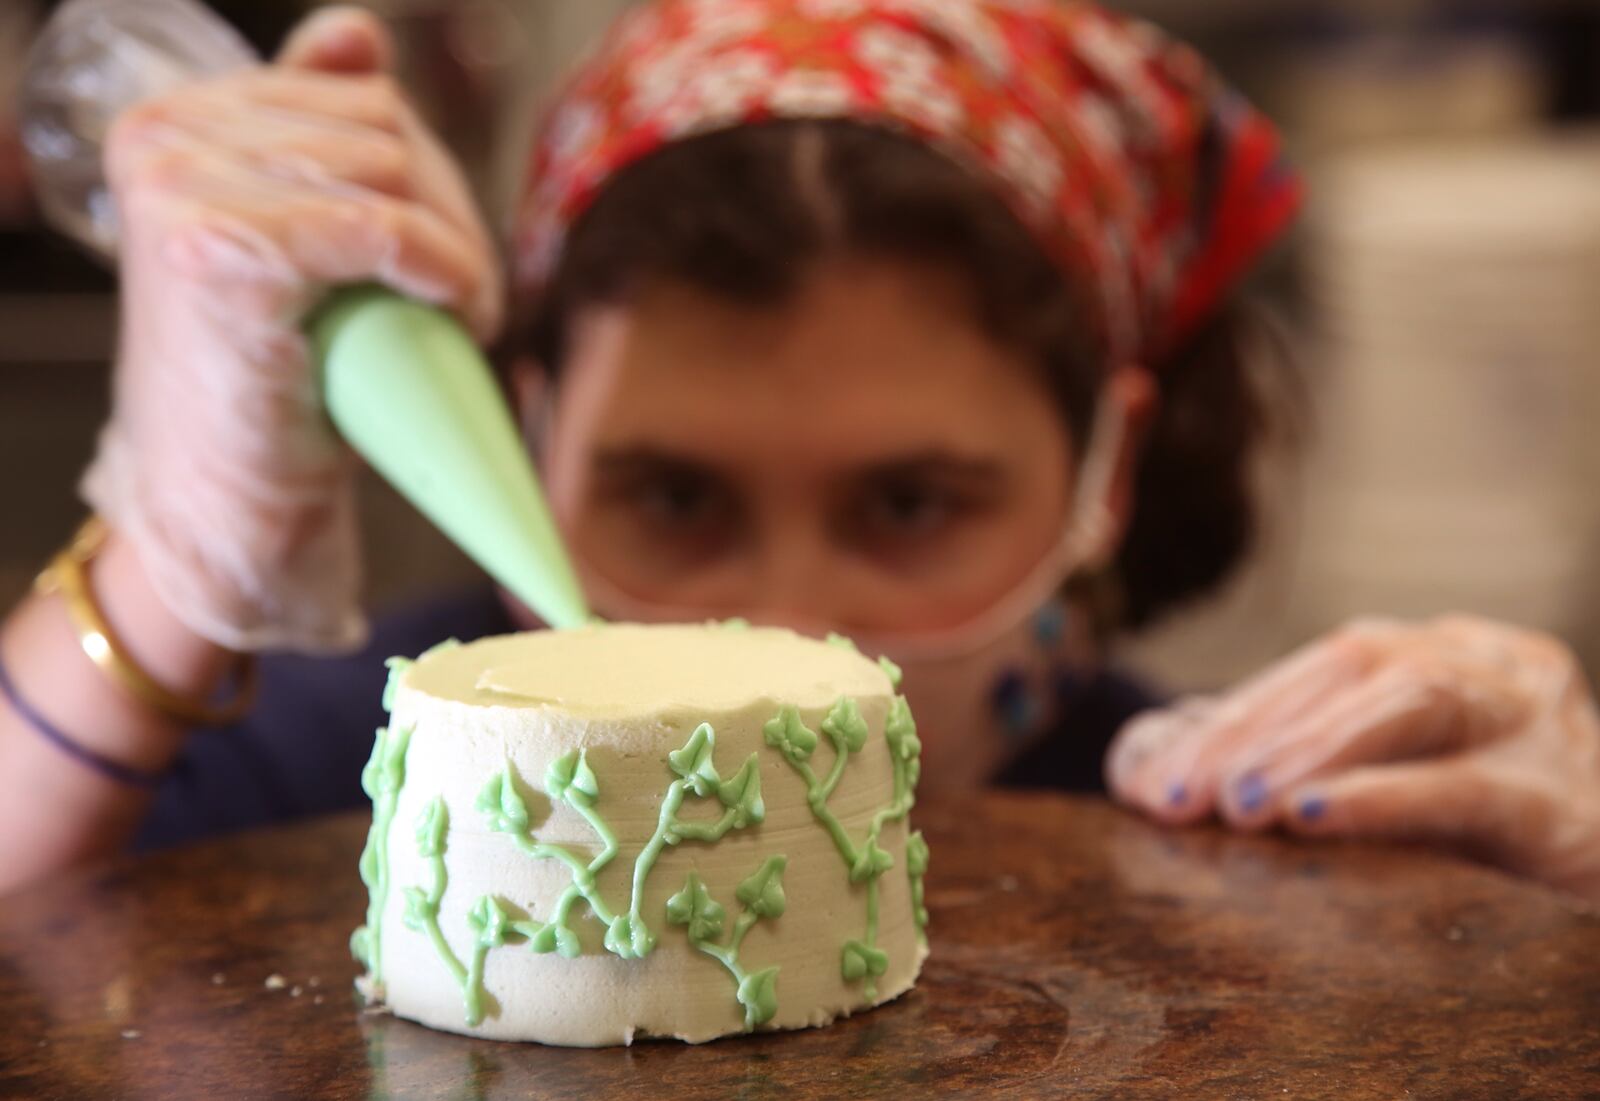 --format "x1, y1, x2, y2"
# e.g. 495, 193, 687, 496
1107, 616, 1600, 900
85, 6, 502, 653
